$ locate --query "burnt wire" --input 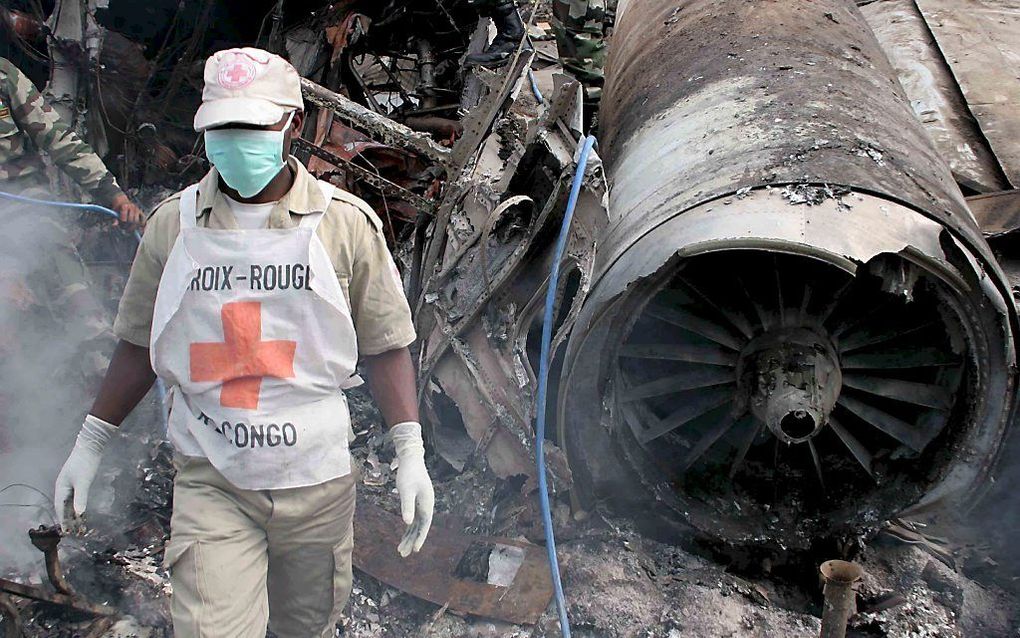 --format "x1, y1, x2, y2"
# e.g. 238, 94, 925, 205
0, 483, 58, 523
0, 482, 53, 502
